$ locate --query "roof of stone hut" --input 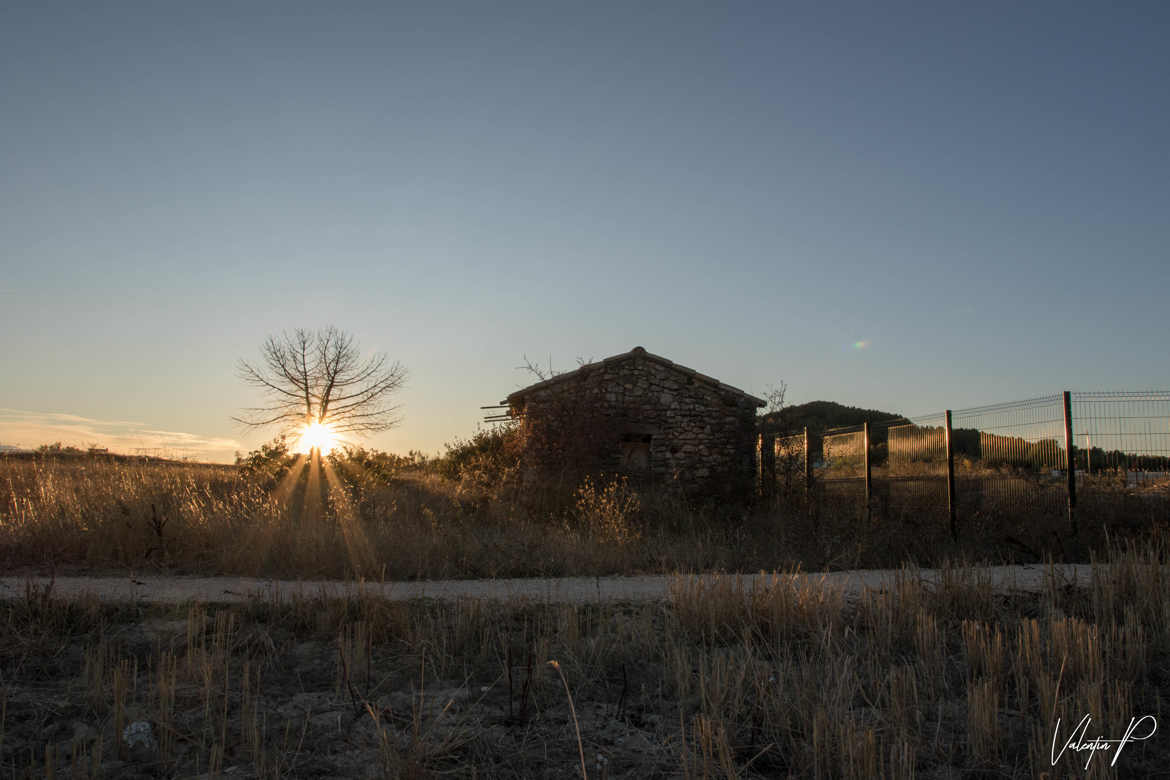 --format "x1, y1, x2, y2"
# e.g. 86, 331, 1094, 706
502, 346, 766, 407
